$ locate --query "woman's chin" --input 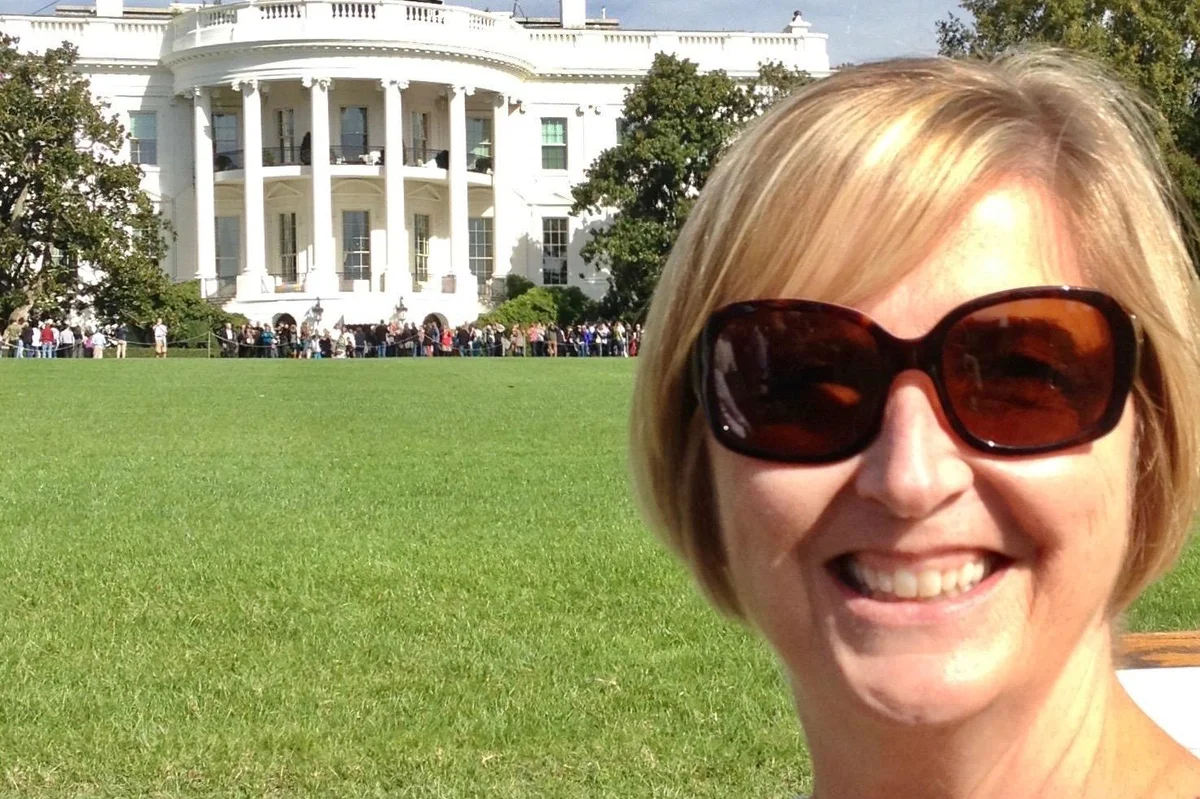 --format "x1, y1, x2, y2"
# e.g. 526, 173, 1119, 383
829, 648, 1013, 727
